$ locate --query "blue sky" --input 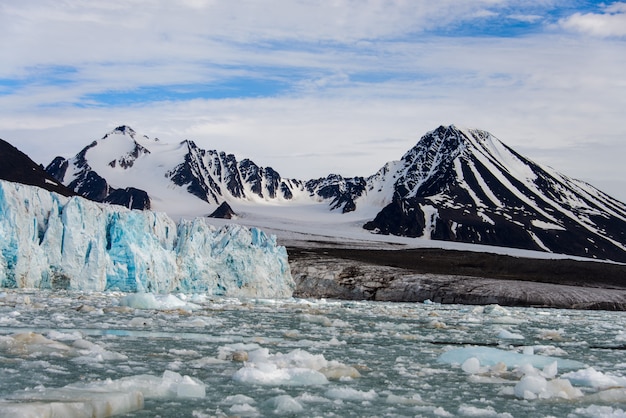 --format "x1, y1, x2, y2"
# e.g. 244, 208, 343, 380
1, 1, 626, 201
